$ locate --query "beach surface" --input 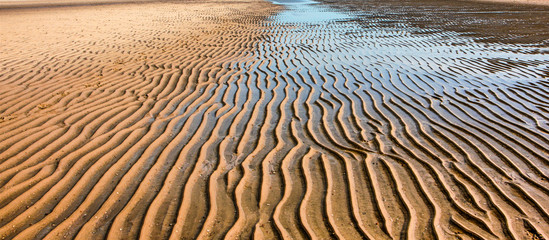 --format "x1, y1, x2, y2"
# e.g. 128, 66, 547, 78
0, 0, 155, 8
1, 0, 549, 239
470, 0, 549, 6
